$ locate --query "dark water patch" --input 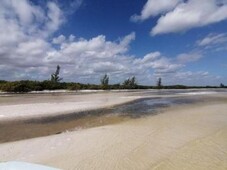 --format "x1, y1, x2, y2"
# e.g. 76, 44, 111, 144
109, 97, 198, 118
